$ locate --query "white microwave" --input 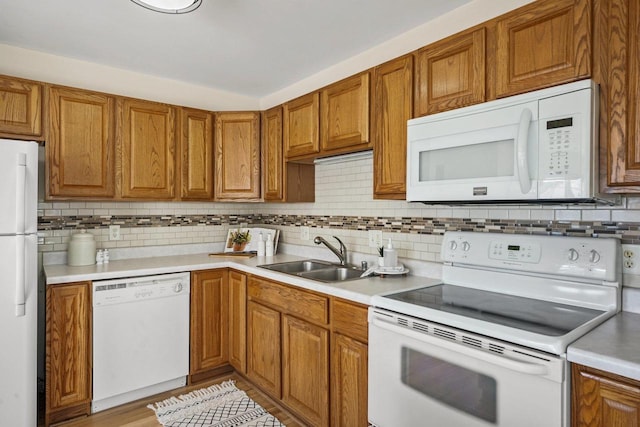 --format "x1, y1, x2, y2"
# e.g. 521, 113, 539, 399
406, 79, 618, 205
